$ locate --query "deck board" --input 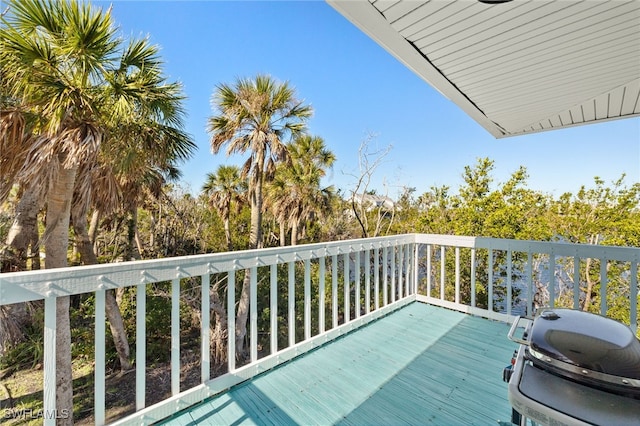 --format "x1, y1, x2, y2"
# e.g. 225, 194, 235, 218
158, 302, 518, 425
